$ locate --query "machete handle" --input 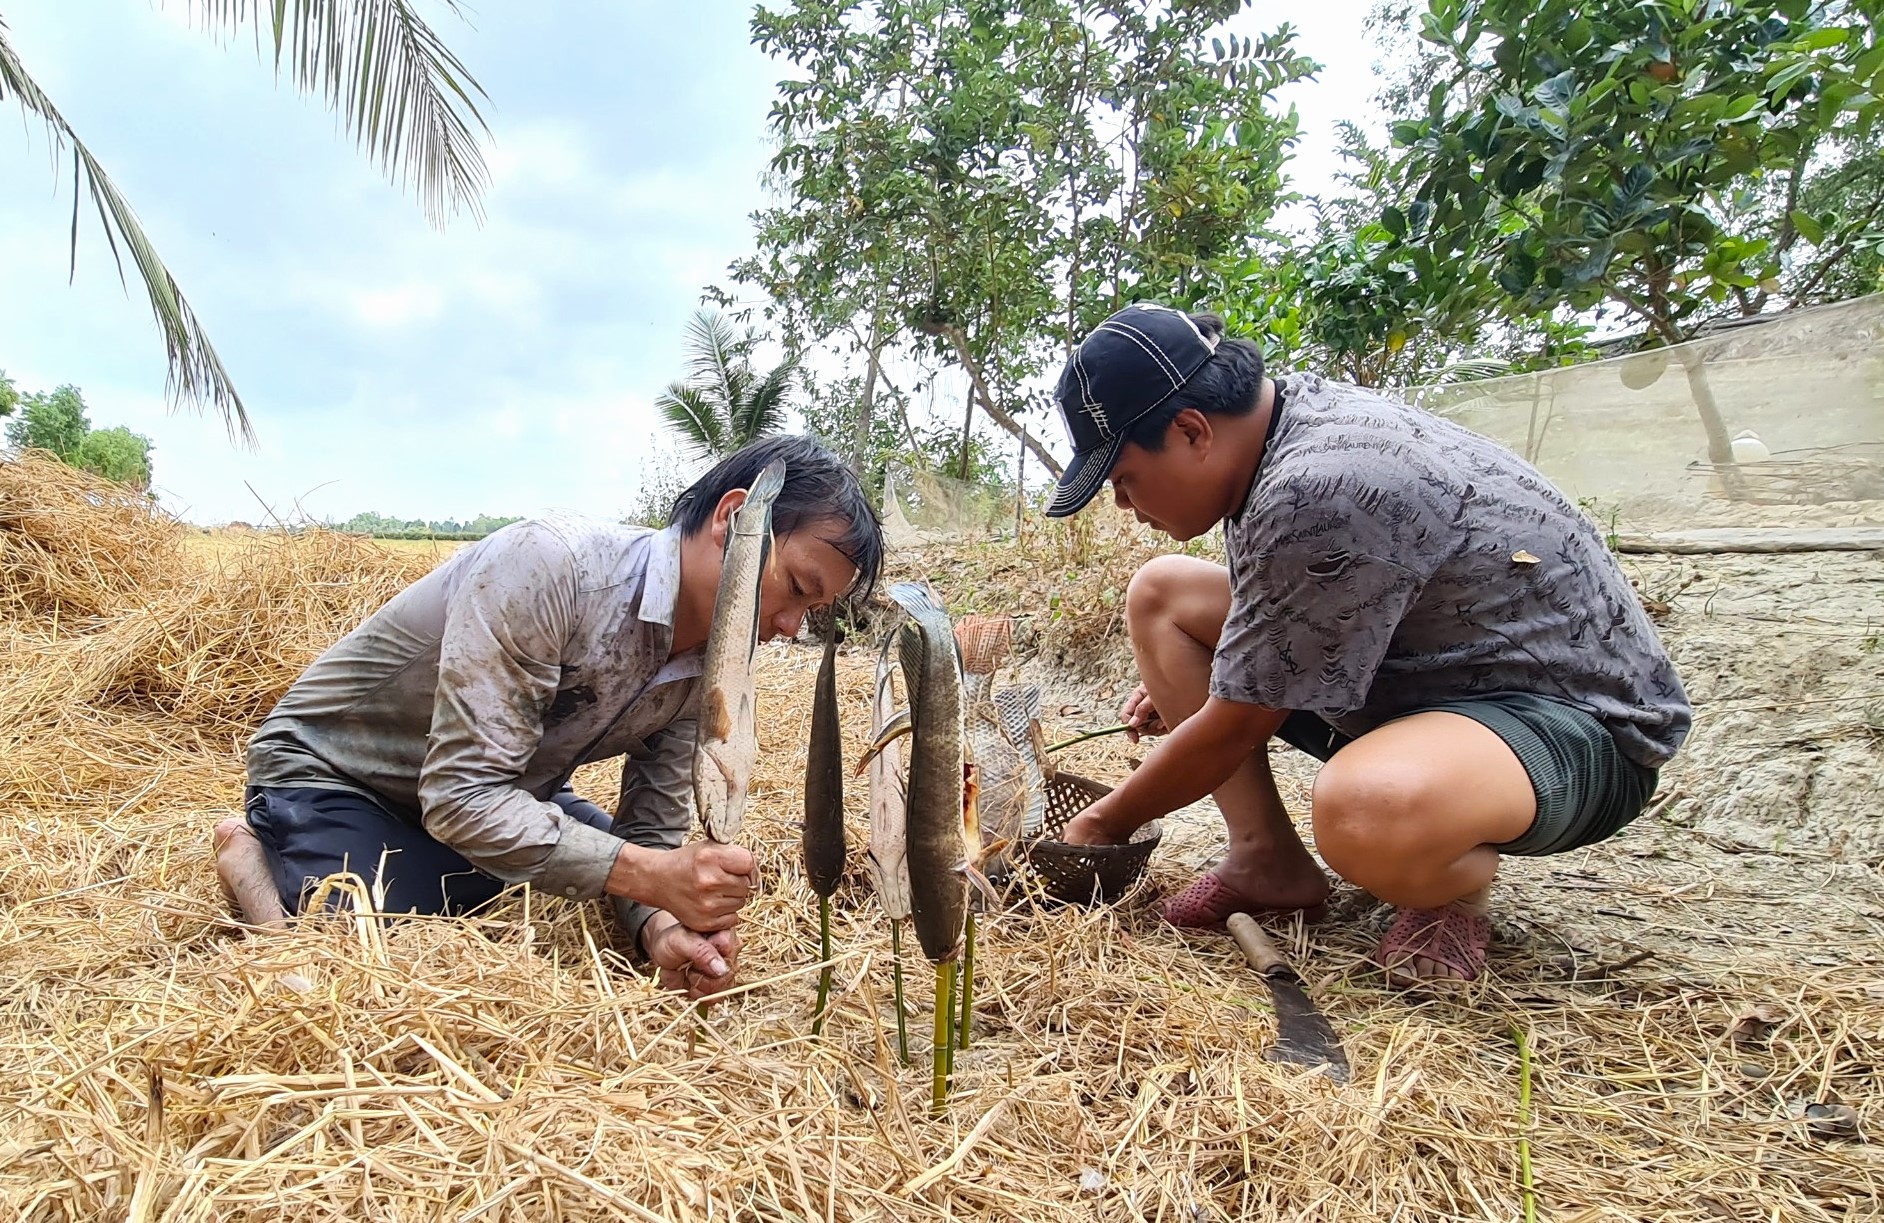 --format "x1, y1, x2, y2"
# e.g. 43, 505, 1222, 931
1227, 913, 1287, 975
